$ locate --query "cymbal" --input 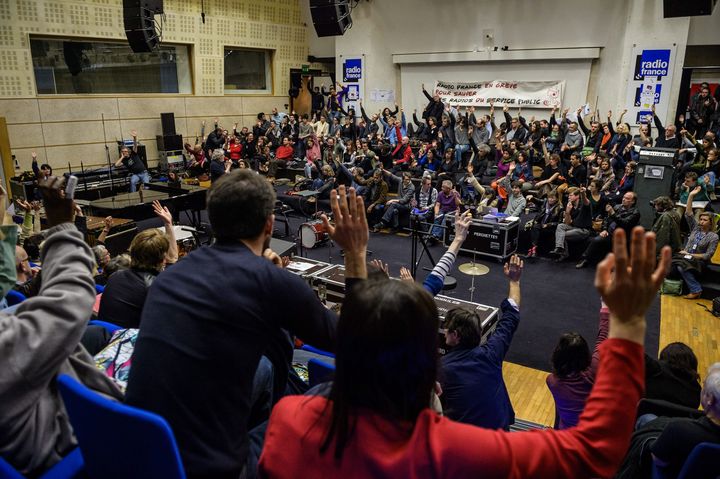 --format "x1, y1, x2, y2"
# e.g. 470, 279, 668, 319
458, 263, 490, 276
